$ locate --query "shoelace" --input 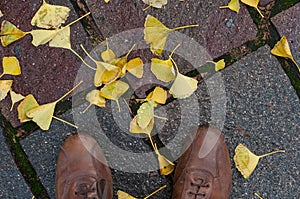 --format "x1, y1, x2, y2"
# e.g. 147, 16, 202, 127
75, 179, 108, 199
188, 179, 210, 198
